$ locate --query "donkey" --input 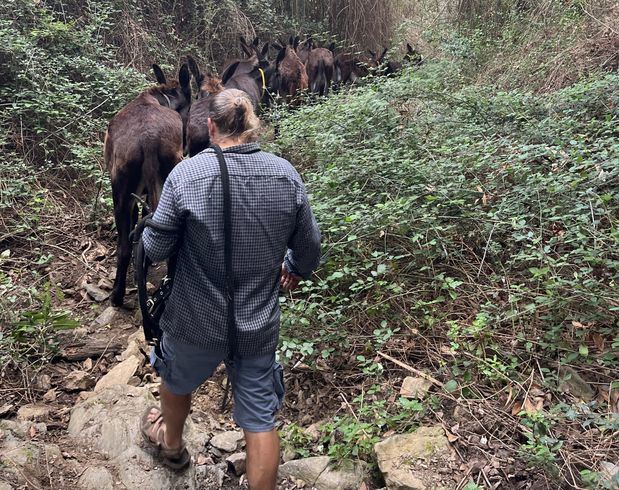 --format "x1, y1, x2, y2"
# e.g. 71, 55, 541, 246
221, 43, 270, 112
306, 42, 335, 96
185, 56, 225, 157
105, 64, 191, 307
296, 37, 311, 65
334, 51, 371, 85
270, 39, 308, 101
373, 44, 423, 76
